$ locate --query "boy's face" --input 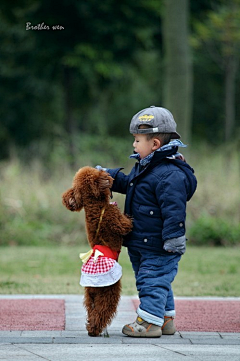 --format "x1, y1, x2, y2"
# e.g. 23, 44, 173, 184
133, 134, 160, 159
